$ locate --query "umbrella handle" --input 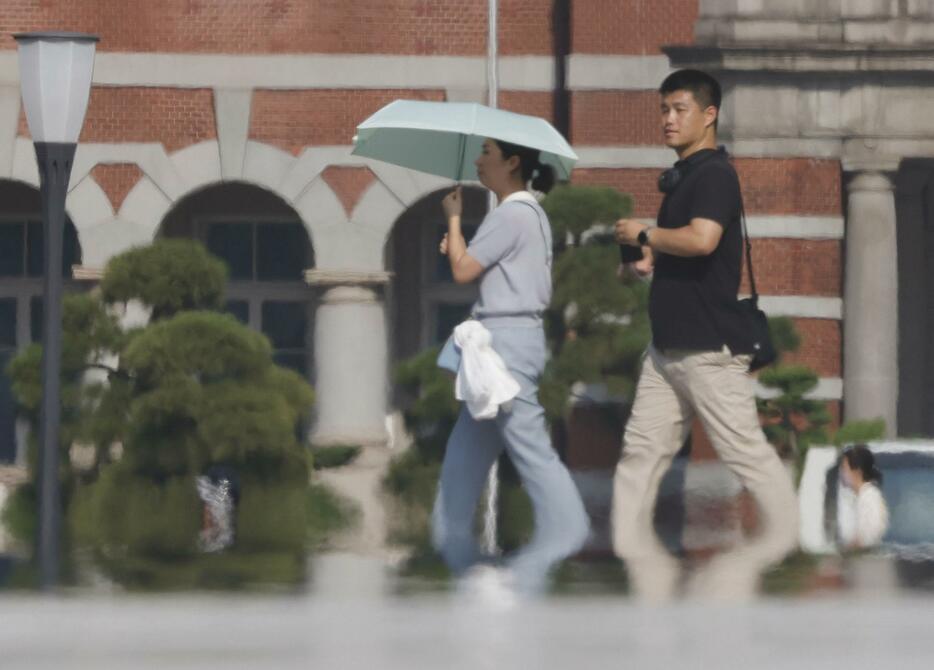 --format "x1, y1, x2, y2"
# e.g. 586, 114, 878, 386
455, 133, 467, 183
